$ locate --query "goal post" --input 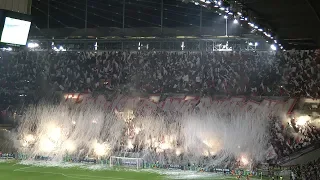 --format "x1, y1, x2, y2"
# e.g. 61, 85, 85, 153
109, 156, 144, 169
